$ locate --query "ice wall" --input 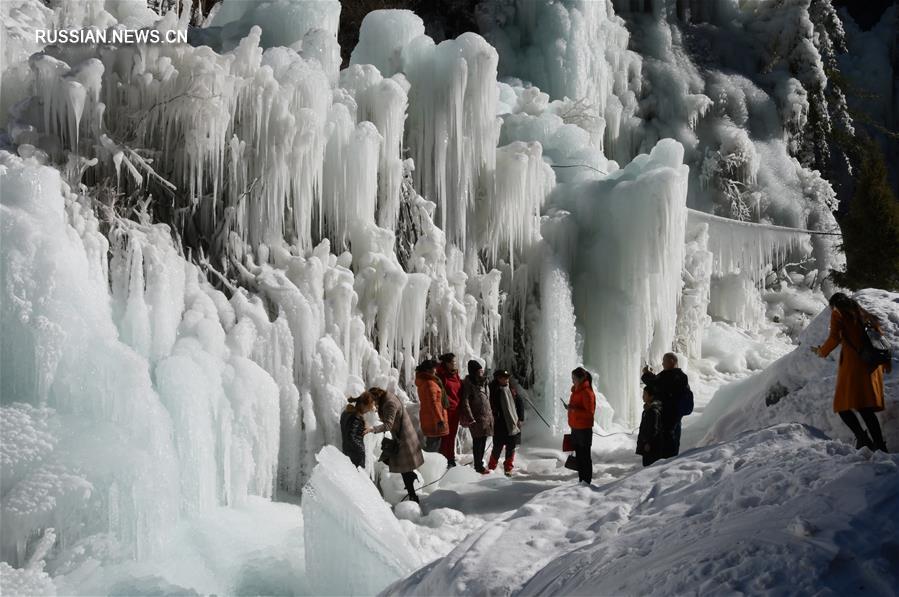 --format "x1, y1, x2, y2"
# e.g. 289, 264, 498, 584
303, 446, 423, 596
556, 139, 689, 425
